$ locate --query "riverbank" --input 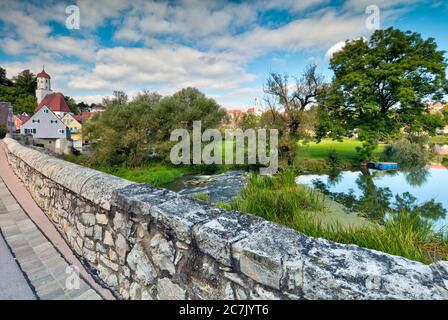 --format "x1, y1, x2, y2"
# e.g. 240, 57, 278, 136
225, 171, 448, 264
296, 138, 386, 172
63, 154, 236, 187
